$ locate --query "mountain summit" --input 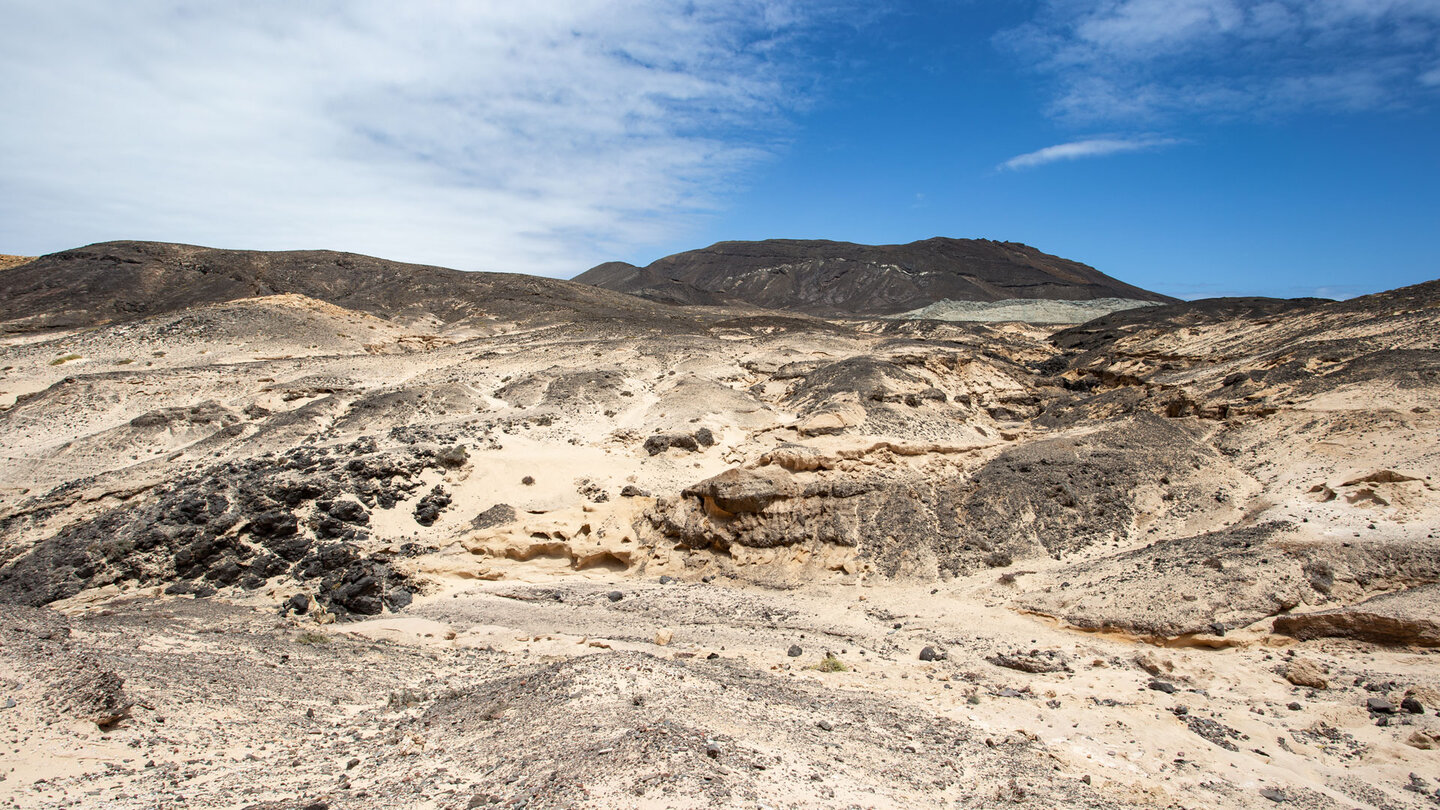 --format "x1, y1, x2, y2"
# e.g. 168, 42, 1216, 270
574, 237, 1176, 316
